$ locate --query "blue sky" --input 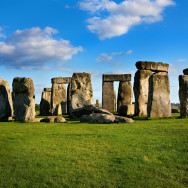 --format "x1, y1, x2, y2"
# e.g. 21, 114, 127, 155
0, 0, 188, 104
